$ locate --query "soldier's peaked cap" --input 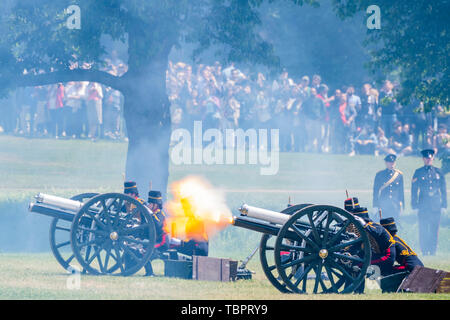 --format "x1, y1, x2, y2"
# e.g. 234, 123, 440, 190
380, 217, 398, 234
124, 181, 139, 195
421, 149, 435, 158
384, 154, 397, 162
148, 190, 163, 205
344, 197, 360, 211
